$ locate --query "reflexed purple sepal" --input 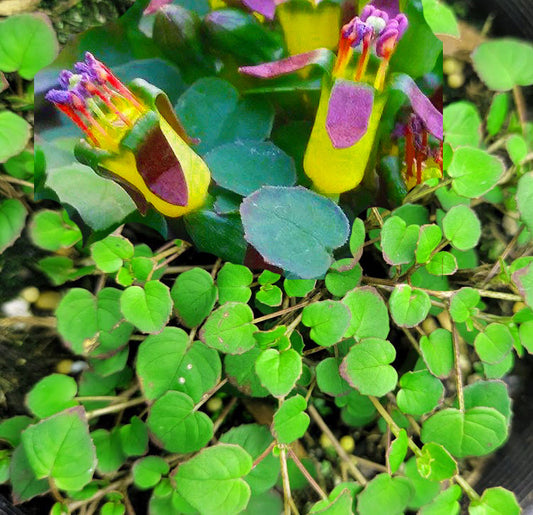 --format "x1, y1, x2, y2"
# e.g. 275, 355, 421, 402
394, 75, 443, 140
368, 0, 400, 17
243, 0, 276, 19
326, 81, 374, 149
239, 49, 331, 78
